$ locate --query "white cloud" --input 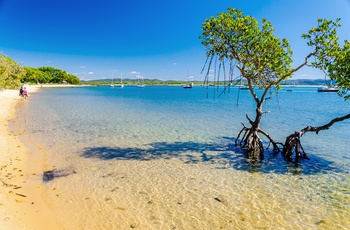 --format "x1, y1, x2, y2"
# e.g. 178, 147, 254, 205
130, 71, 140, 75
88, 72, 94, 75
